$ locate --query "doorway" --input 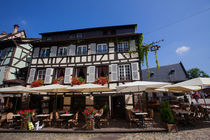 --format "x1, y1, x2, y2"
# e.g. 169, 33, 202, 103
112, 95, 125, 119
